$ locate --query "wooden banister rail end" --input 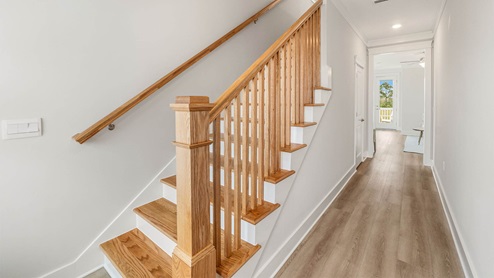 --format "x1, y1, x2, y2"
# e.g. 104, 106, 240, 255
170, 96, 214, 112
314, 86, 332, 91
